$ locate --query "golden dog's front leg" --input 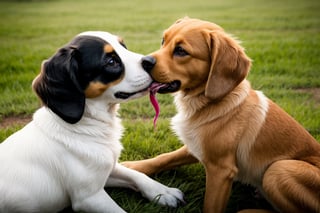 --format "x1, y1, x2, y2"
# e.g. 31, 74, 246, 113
122, 145, 198, 175
203, 160, 238, 213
